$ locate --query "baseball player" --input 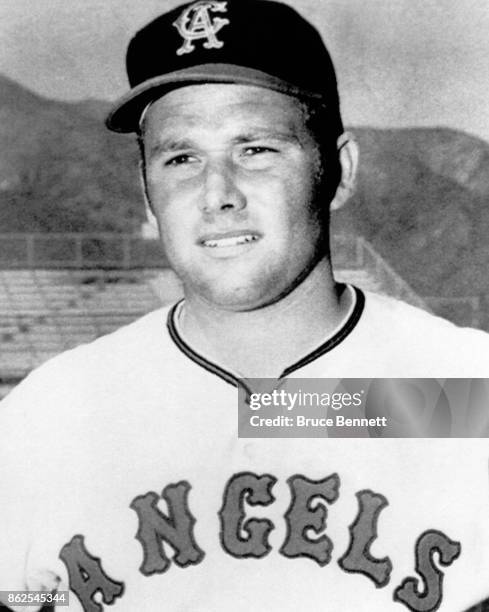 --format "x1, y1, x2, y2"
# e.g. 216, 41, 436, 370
1, 1, 489, 611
